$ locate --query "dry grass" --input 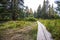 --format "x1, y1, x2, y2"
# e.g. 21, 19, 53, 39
0, 21, 38, 40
